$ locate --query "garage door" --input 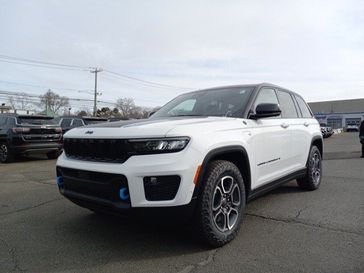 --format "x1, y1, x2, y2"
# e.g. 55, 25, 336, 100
327, 118, 342, 129
345, 118, 361, 126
